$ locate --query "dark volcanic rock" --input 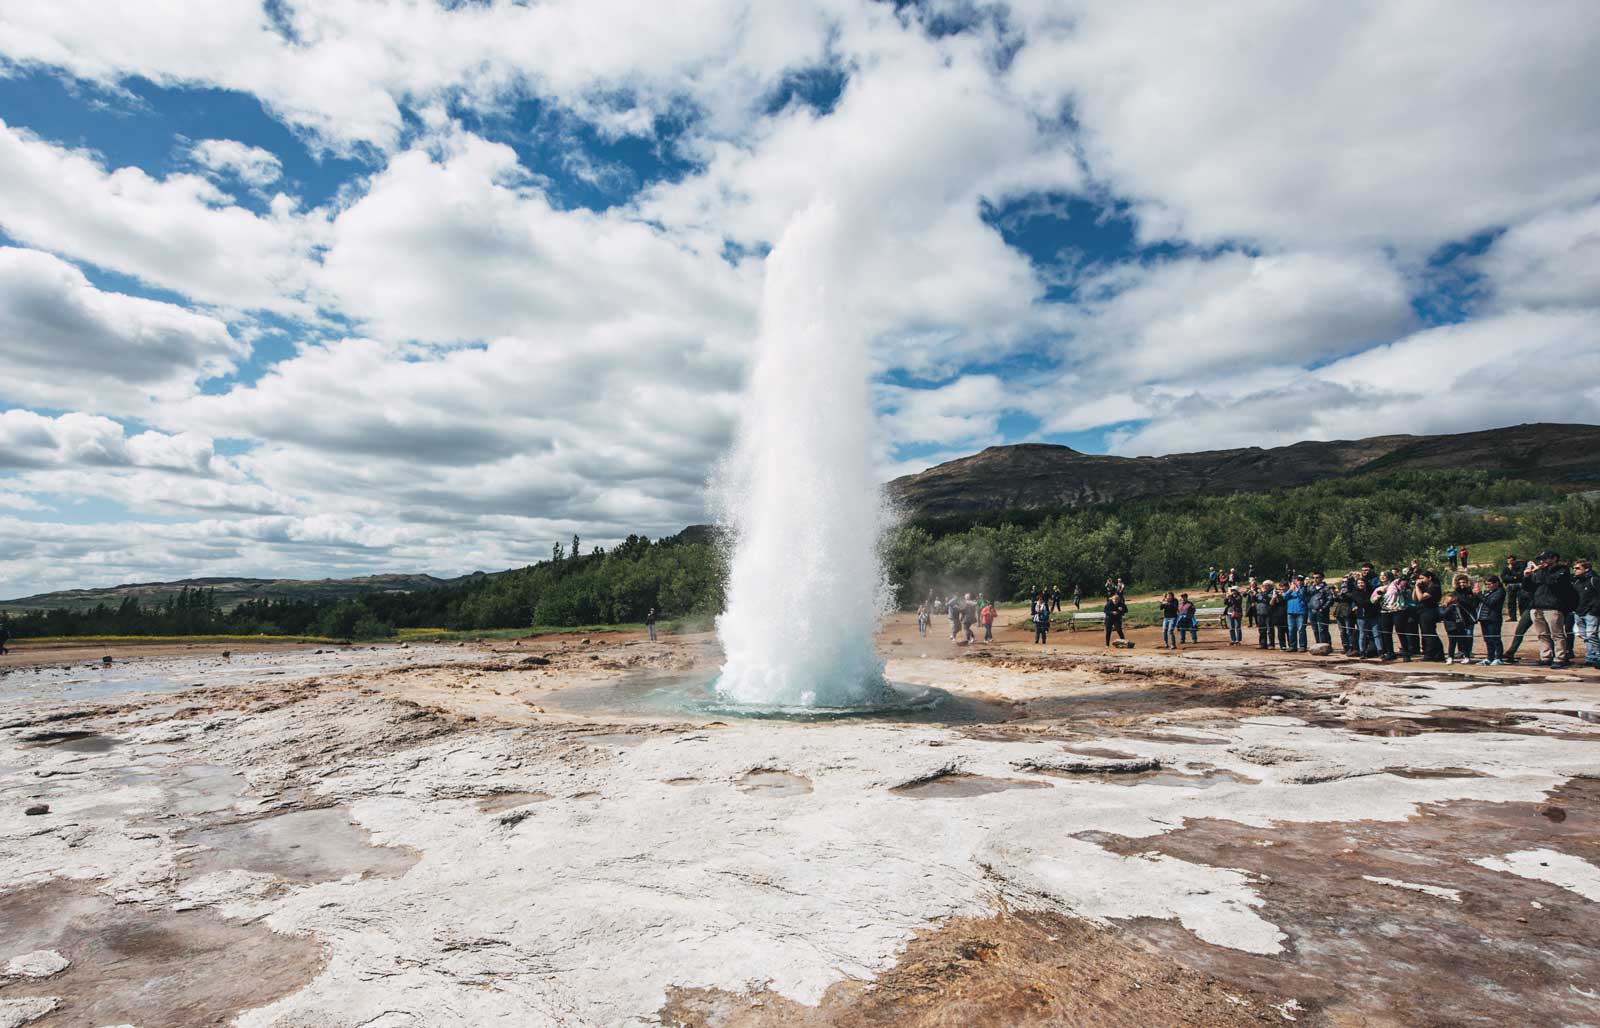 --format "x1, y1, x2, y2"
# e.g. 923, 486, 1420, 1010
888, 422, 1600, 520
